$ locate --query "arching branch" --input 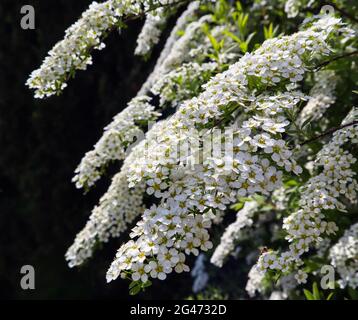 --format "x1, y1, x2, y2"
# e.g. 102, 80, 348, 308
300, 121, 358, 146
